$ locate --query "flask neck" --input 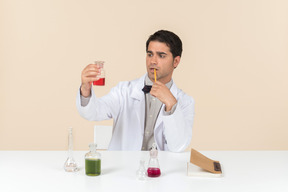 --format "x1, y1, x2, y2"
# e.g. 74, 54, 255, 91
150, 150, 158, 158
88, 143, 98, 154
68, 129, 74, 158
